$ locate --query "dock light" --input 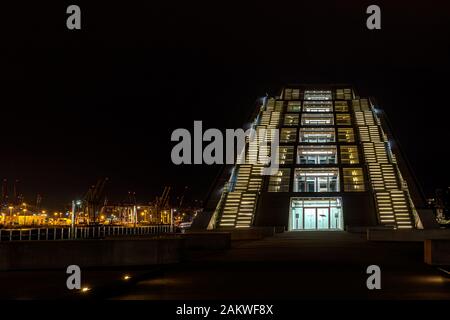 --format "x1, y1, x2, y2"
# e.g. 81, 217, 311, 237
123, 275, 131, 281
